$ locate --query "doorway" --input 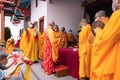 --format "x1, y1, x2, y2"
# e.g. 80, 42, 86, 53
38, 16, 44, 33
